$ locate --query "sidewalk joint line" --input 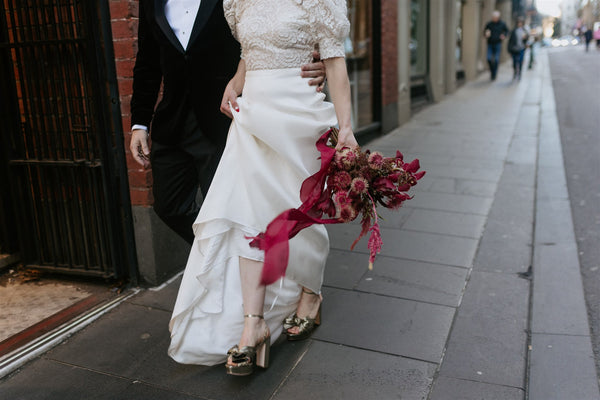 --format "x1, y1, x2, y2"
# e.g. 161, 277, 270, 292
268, 341, 313, 400
310, 338, 438, 366
321, 285, 457, 310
